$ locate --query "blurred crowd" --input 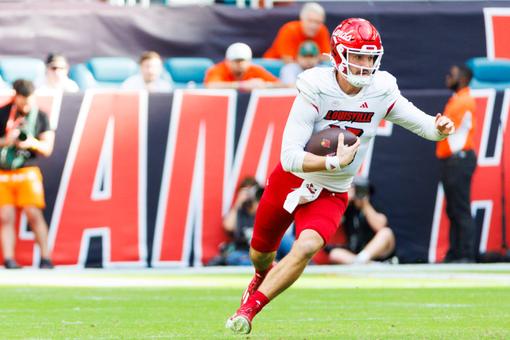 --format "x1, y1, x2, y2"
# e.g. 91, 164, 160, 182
0, 2, 328, 93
